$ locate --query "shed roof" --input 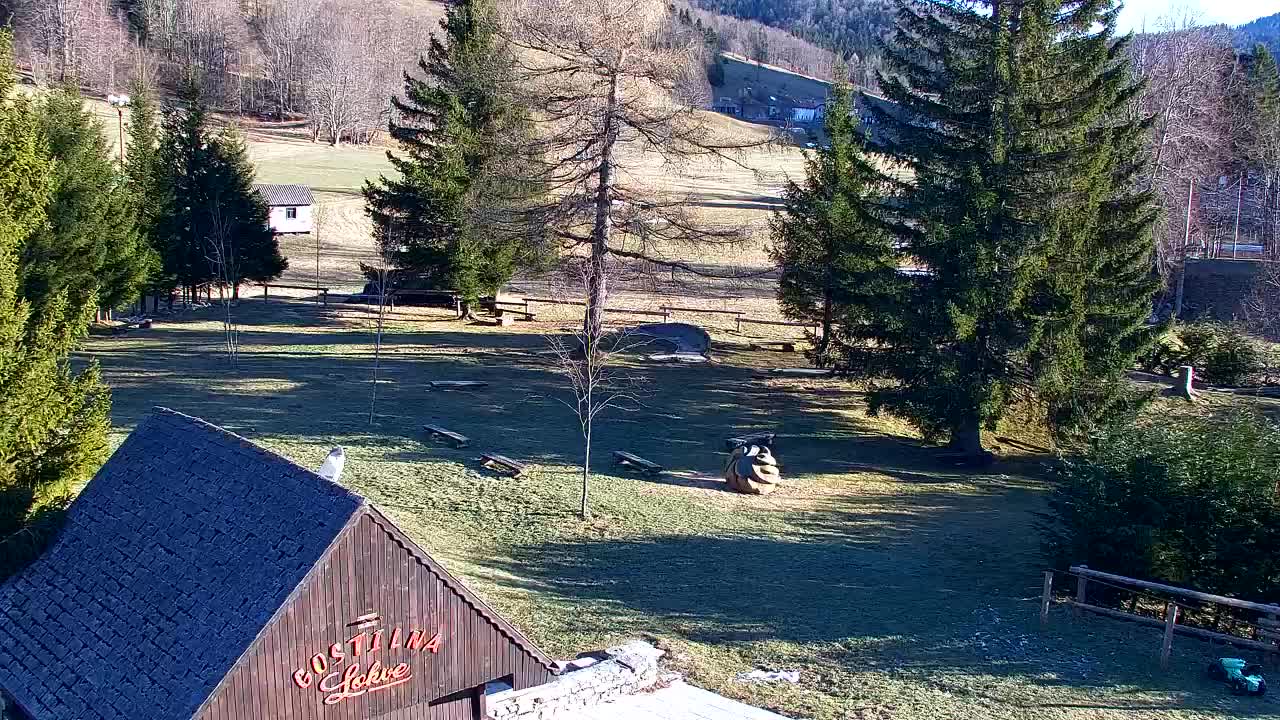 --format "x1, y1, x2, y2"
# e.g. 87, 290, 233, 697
252, 183, 314, 206
0, 408, 554, 720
